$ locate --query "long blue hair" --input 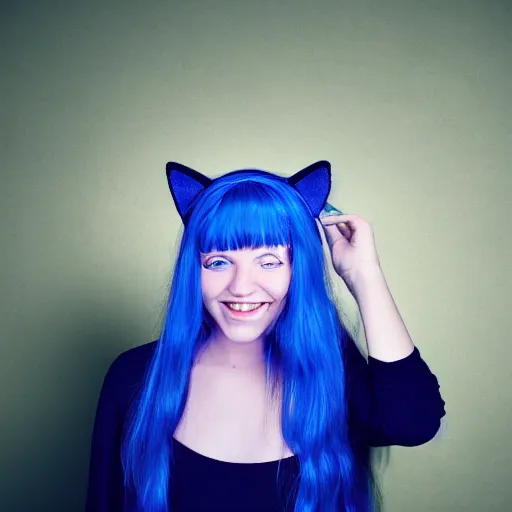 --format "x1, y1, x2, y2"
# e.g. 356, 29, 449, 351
121, 170, 381, 511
